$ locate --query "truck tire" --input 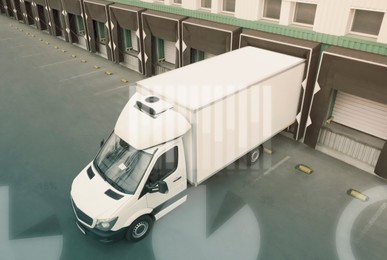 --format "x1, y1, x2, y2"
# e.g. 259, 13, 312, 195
125, 215, 154, 242
245, 145, 263, 166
